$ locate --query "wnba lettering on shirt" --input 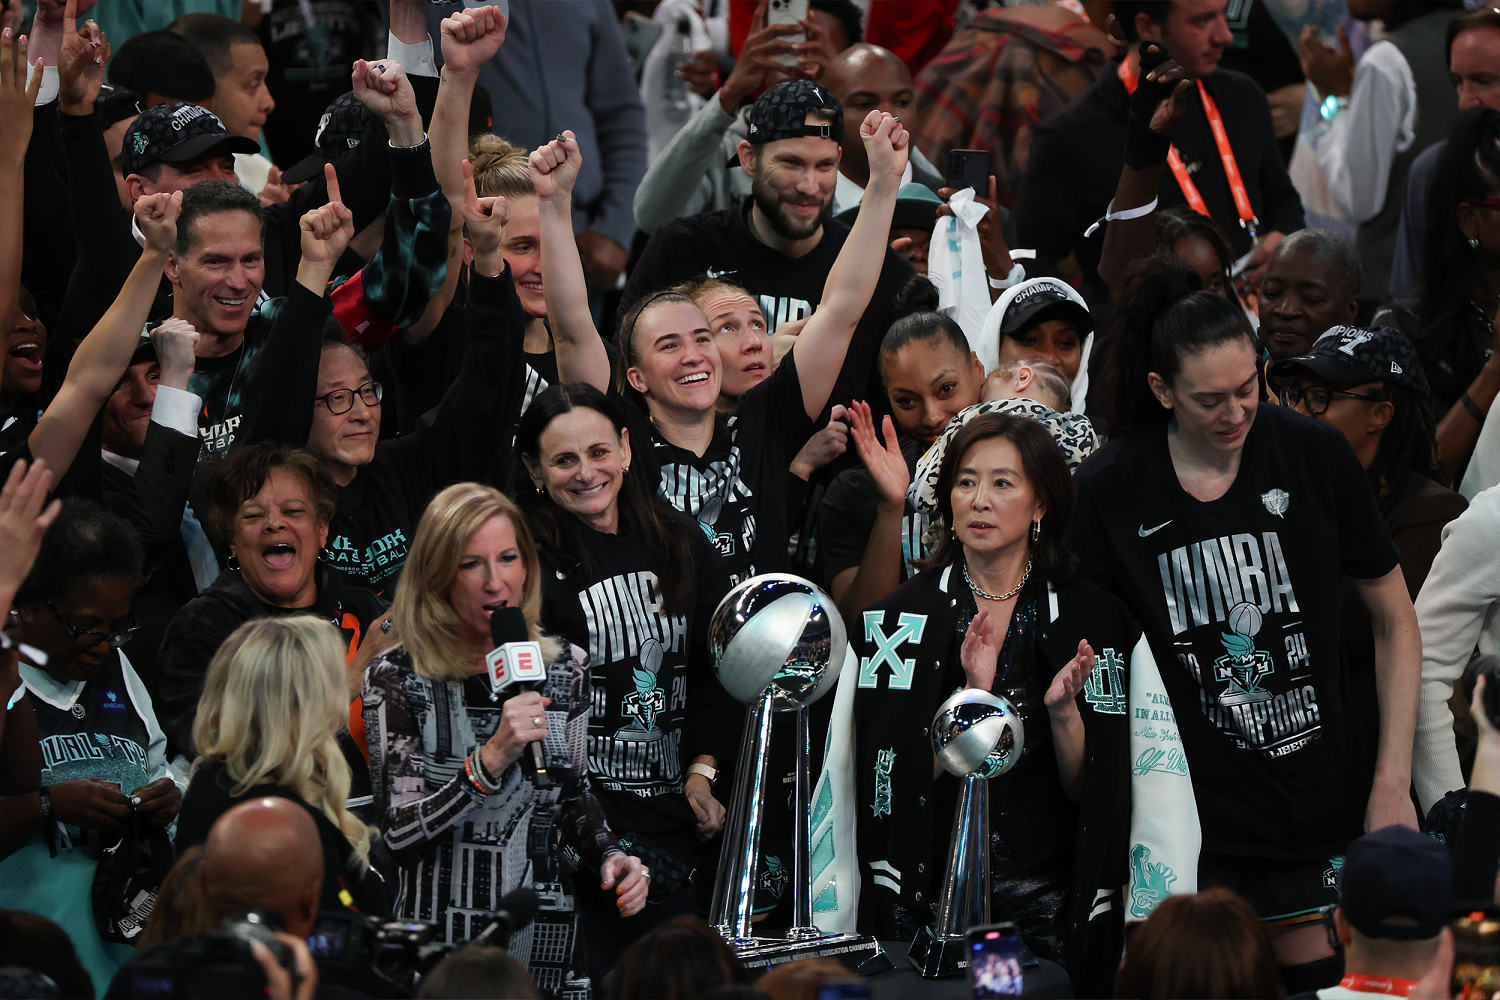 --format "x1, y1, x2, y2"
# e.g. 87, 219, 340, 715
579, 570, 690, 796
1155, 531, 1321, 759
